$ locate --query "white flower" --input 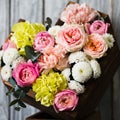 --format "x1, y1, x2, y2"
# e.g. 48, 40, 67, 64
48, 25, 61, 38
1, 65, 12, 81
12, 56, 25, 68
3, 48, 19, 65
103, 33, 115, 48
0, 50, 3, 66
61, 68, 71, 81
72, 61, 92, 83
68, 51, 89, 64
68, 80, 85, 94
90, 59, 101, 79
